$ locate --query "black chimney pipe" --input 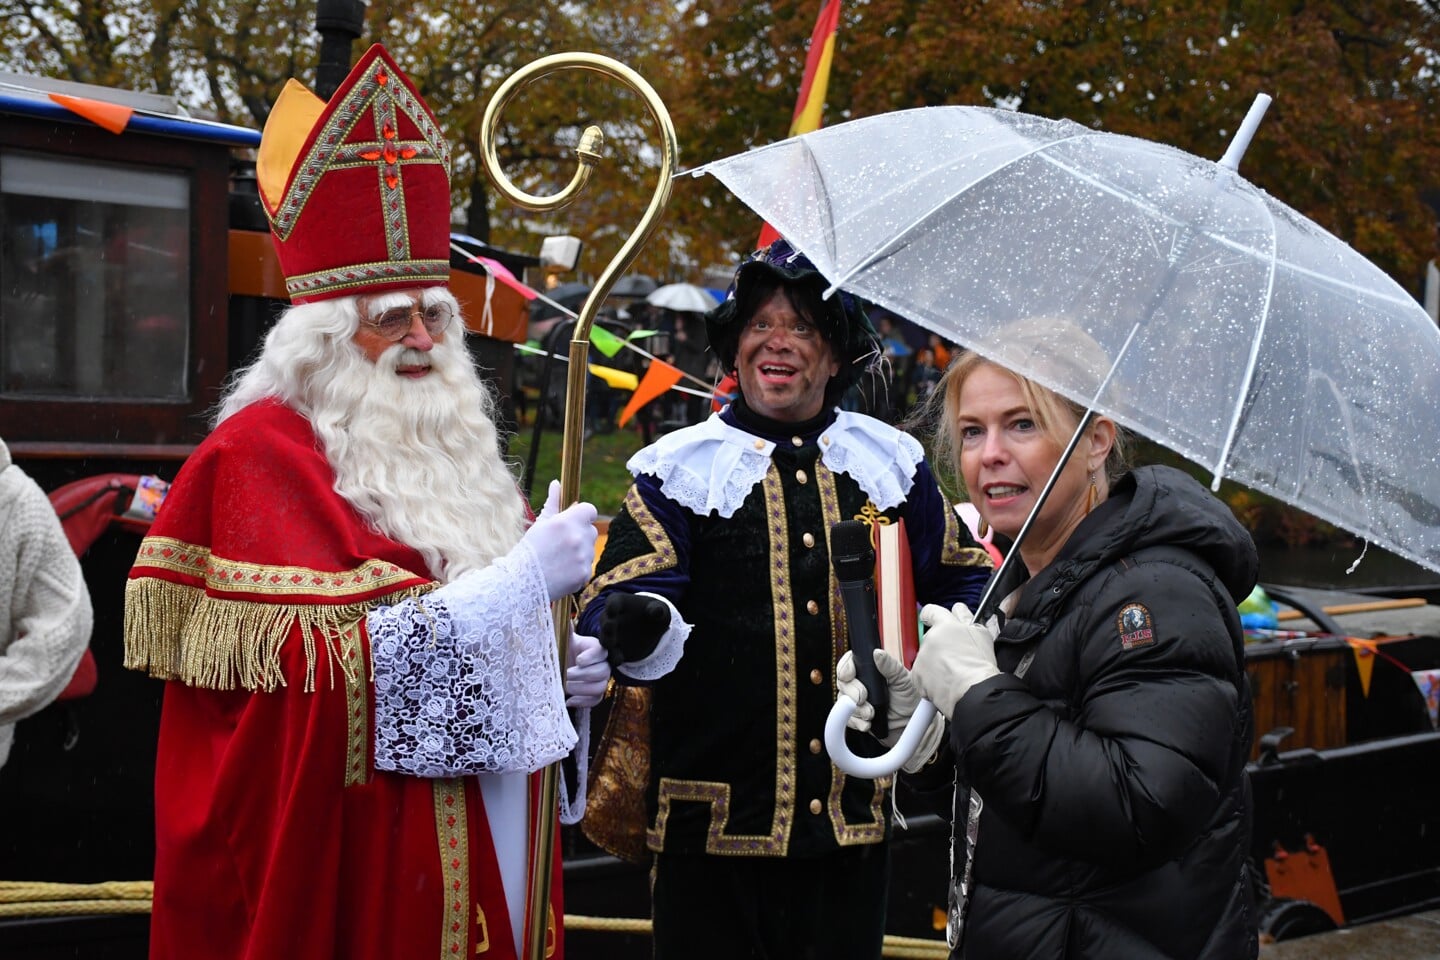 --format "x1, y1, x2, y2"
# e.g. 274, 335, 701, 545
315, 0, 366, 101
